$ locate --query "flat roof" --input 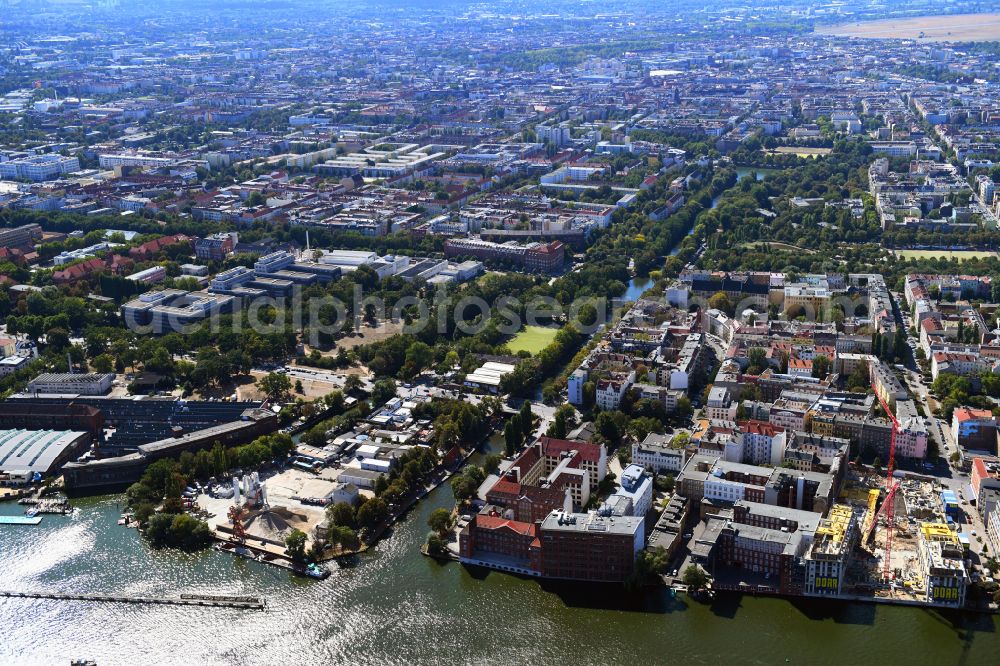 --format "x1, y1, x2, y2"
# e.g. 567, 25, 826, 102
541, 510, 642, 536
